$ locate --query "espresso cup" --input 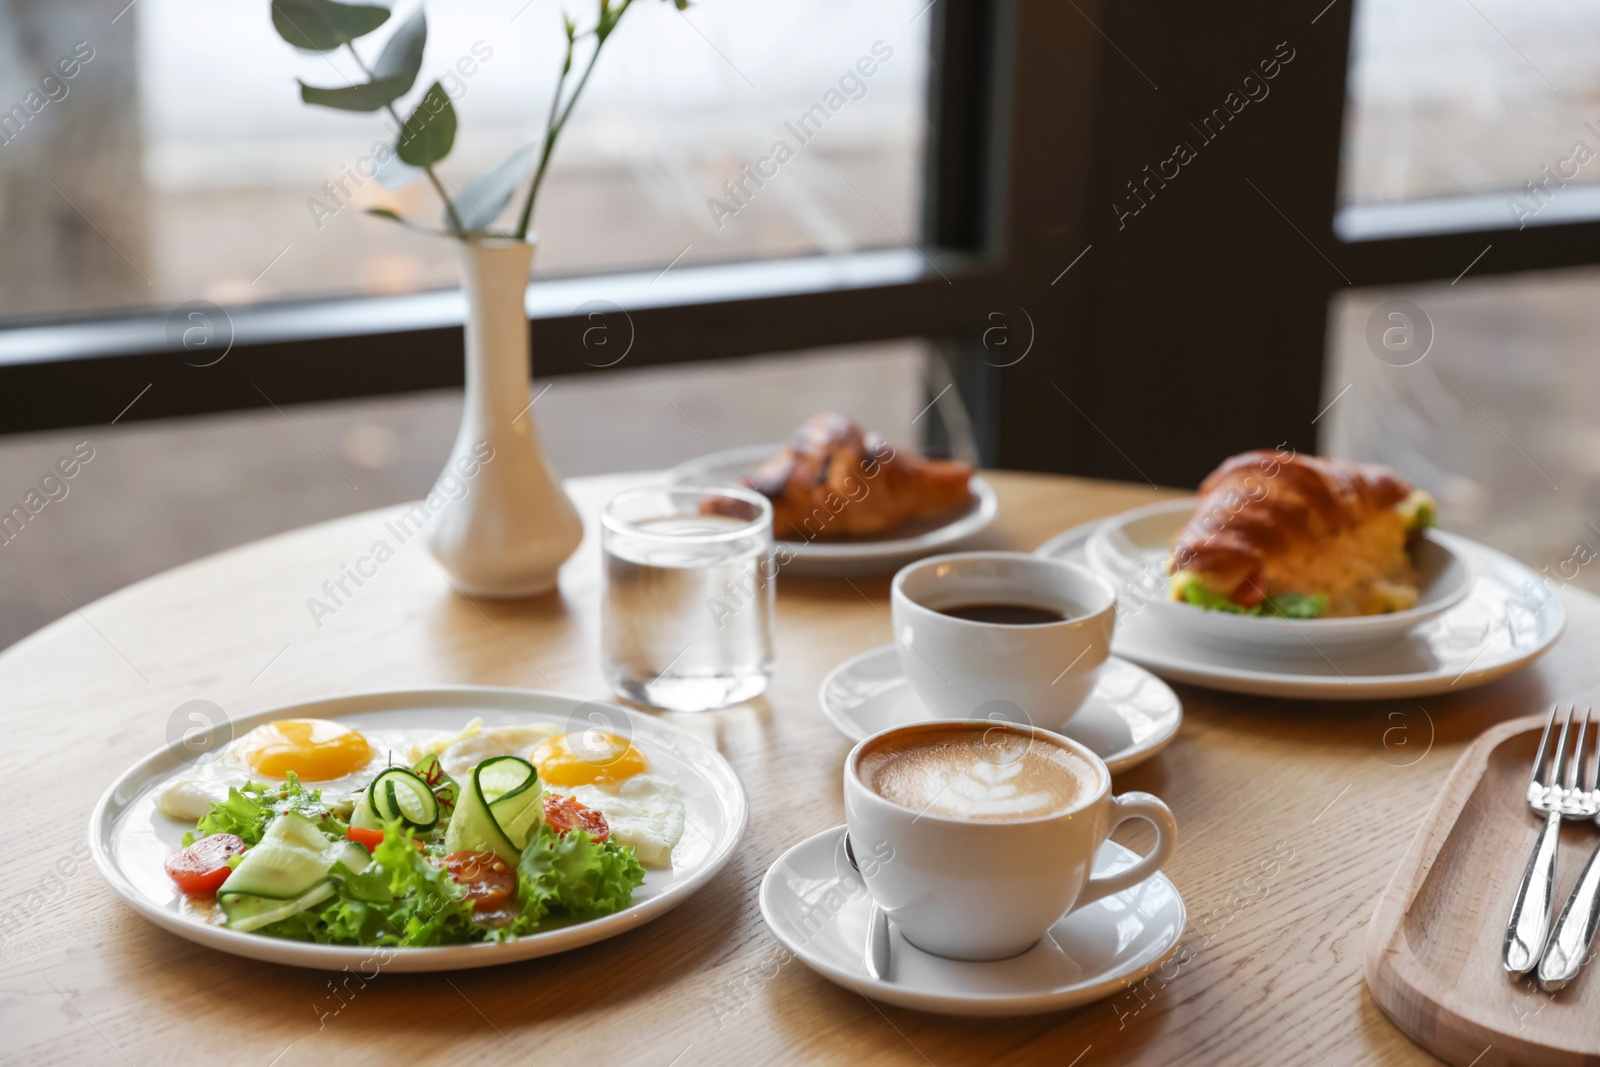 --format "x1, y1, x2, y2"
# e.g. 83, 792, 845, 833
843, 720, 1177, 961
891, 552, 1116, 731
